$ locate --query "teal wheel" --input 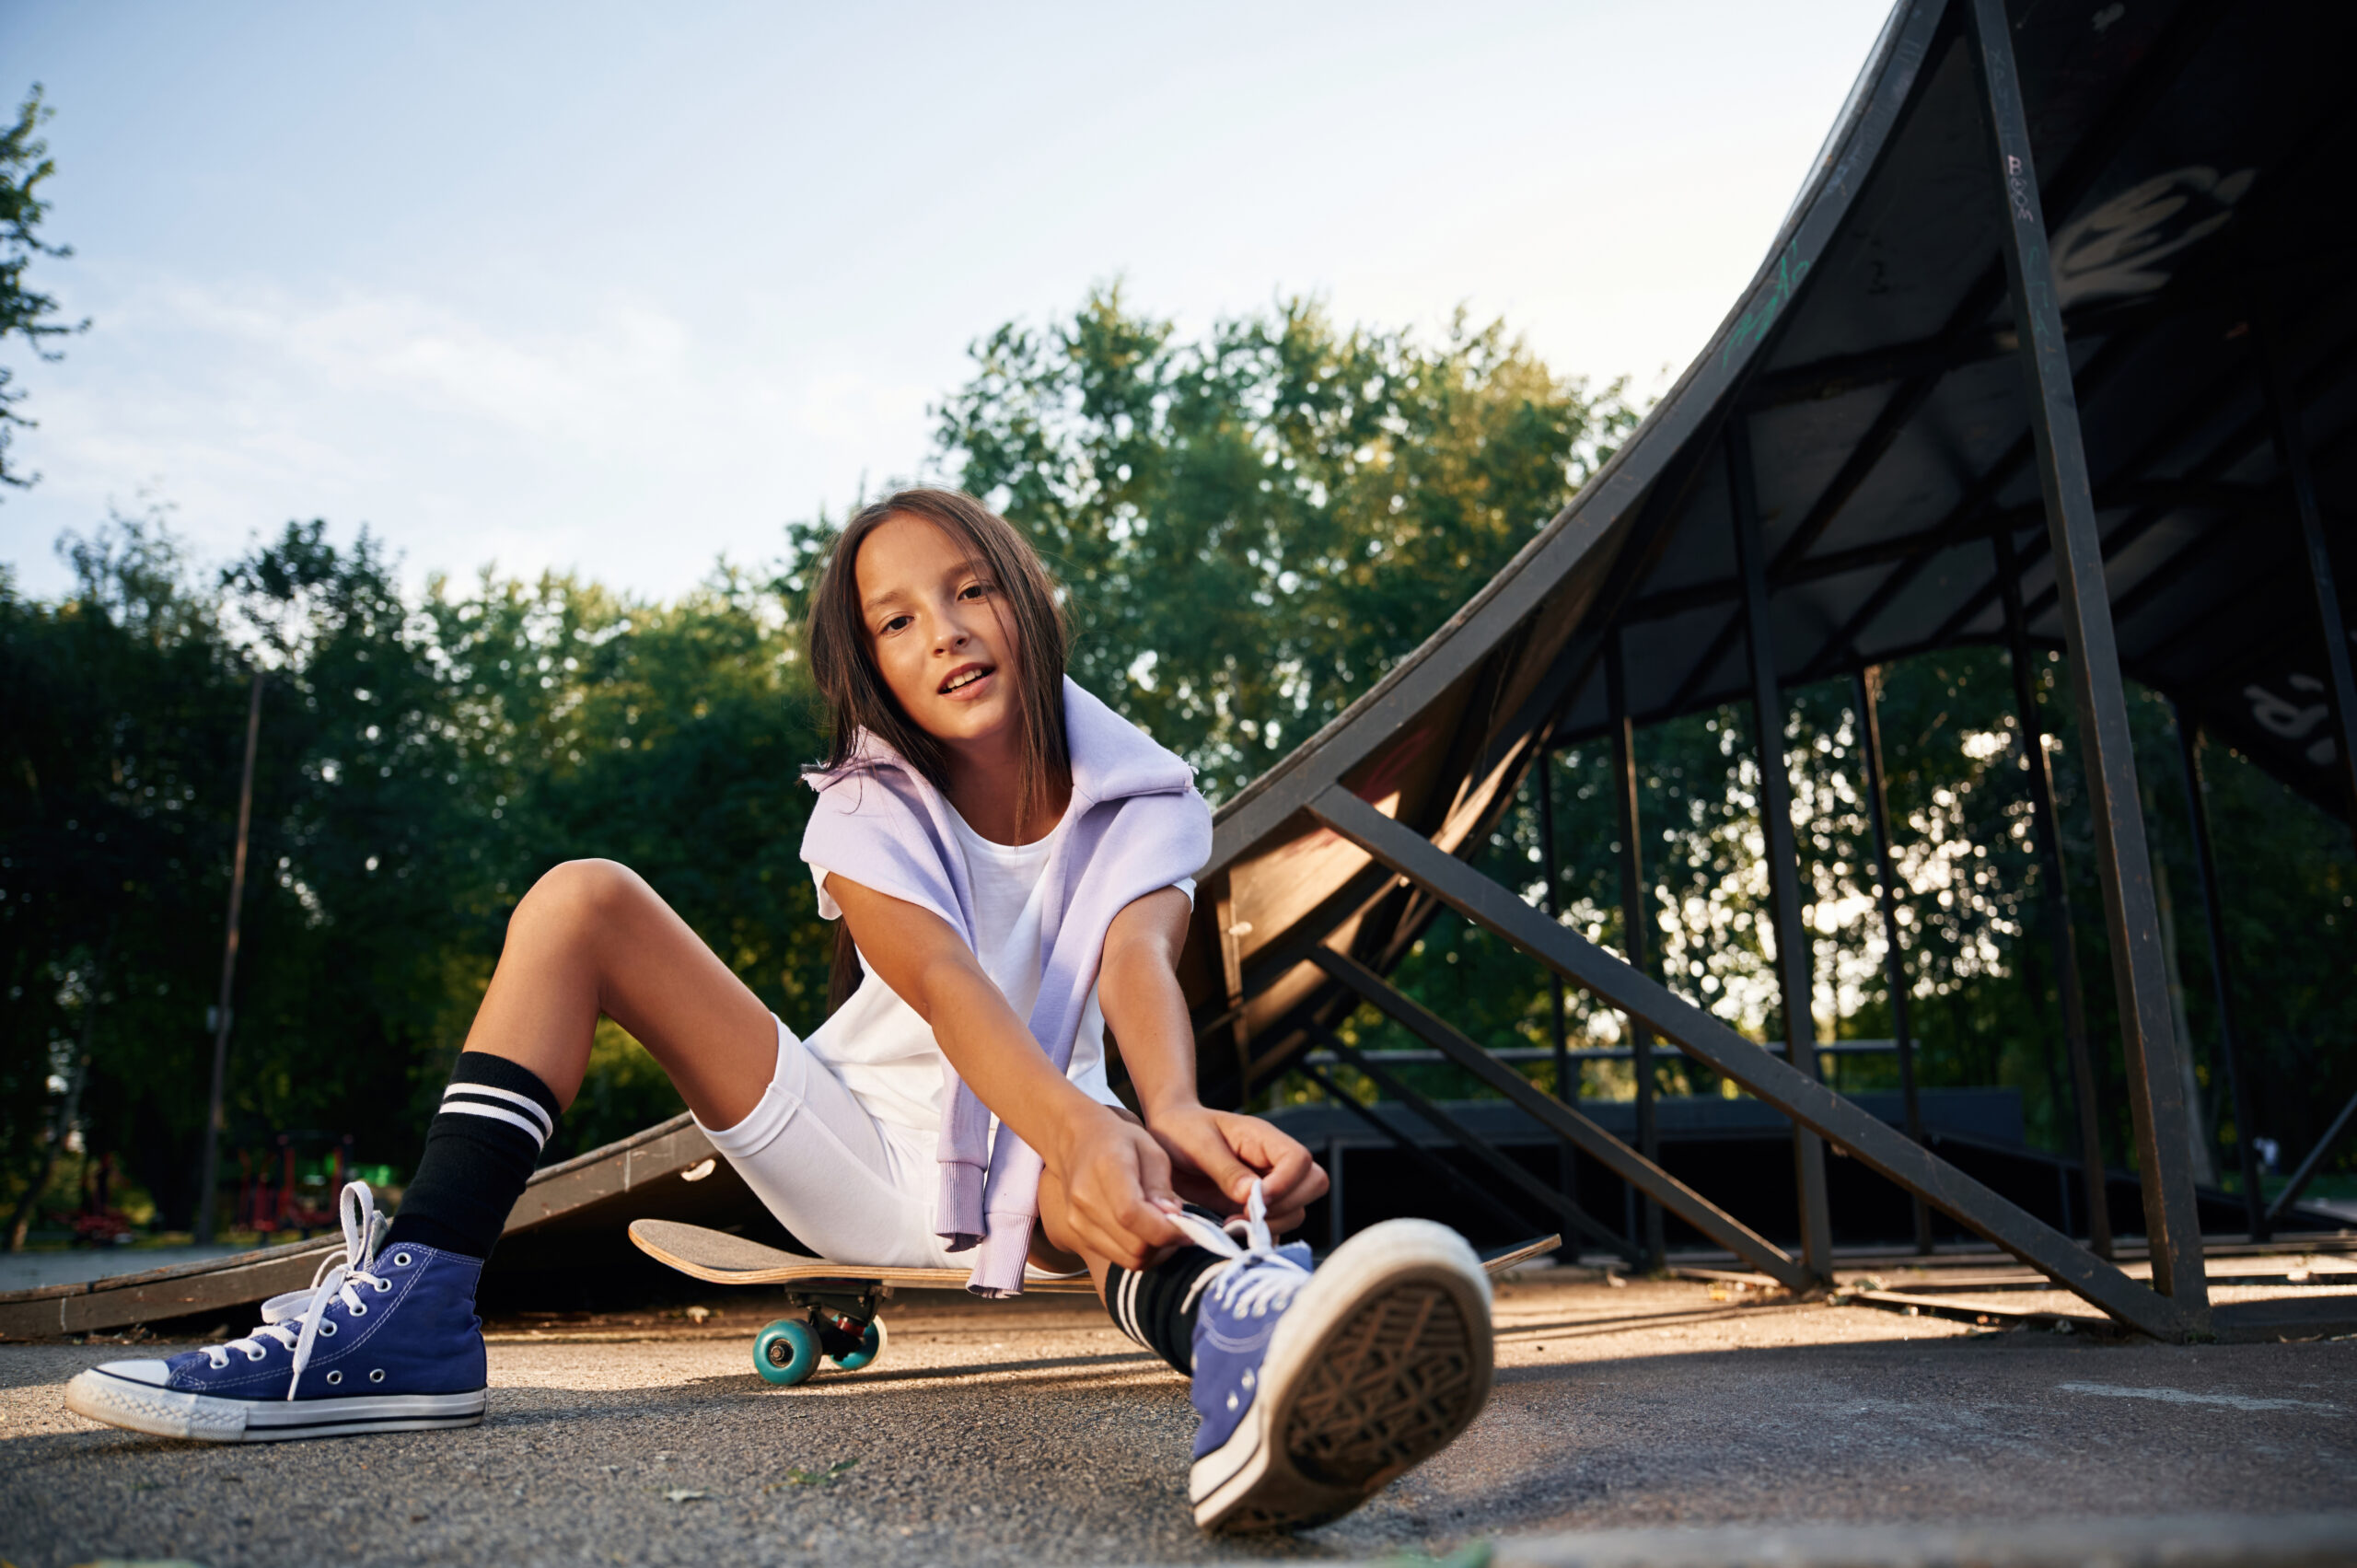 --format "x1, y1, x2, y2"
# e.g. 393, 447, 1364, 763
753, 1318, 821, 1386
830, 1316, 888, 1373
